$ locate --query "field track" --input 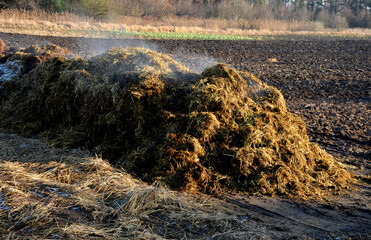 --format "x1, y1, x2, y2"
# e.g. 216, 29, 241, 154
1, 32, 370, 239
